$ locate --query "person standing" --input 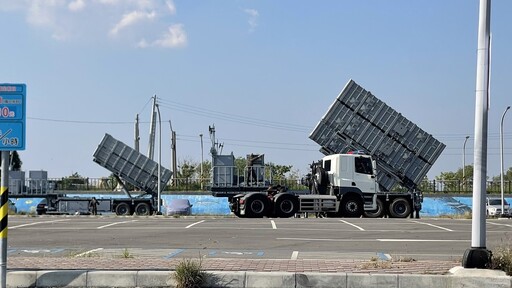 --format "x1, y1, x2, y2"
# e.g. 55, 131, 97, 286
89, 197, 98, 215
